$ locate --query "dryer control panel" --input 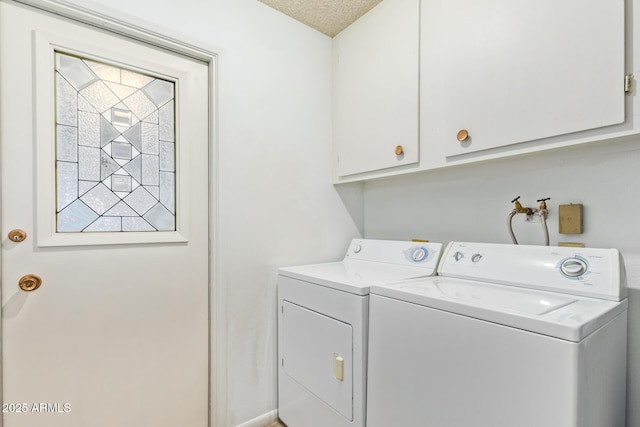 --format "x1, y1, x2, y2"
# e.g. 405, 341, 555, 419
438, 242, 627, 301
345, 239, 443, 269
